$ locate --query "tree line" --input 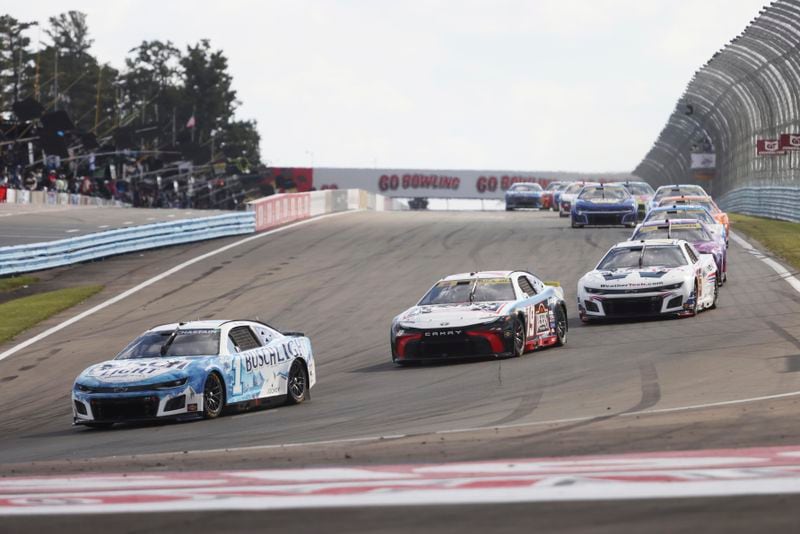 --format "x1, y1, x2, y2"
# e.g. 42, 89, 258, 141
0, 10, 261, 167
